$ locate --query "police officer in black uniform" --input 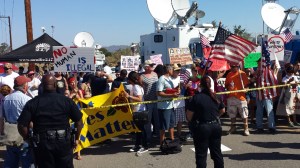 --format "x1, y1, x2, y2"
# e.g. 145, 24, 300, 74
186, 75, 225, 168
17, 74, 83, 168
